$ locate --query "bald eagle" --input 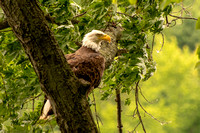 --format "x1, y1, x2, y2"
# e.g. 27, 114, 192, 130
40, 30, 111, 119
